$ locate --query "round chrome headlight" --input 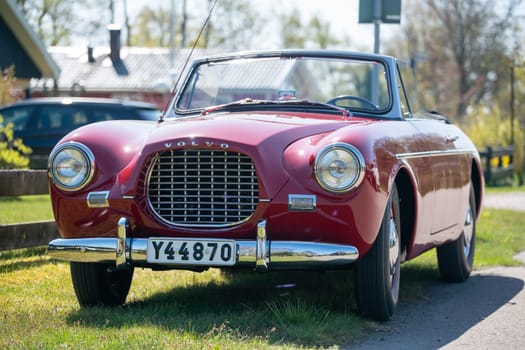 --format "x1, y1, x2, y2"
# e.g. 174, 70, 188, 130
48, 142, 95, 191
314, 143, 365, 193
